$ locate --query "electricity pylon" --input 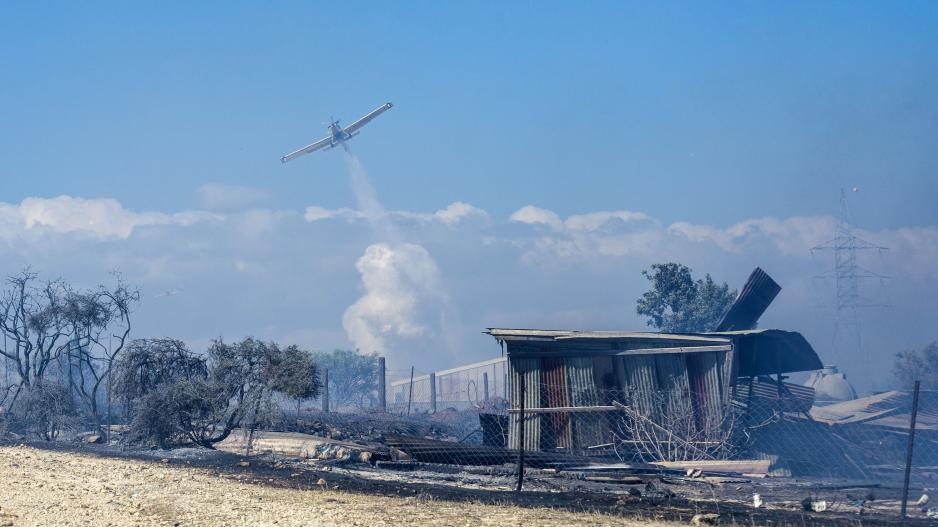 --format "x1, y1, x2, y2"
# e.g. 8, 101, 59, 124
811, 188, 888, 368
